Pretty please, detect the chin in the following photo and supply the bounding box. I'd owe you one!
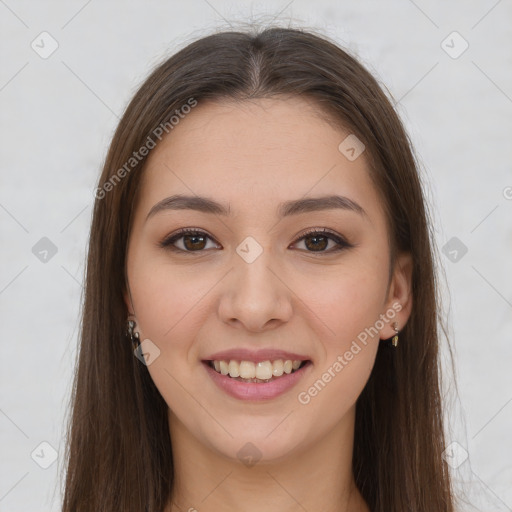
[205,427,308,466]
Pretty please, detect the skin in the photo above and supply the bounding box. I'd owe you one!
[124,96,413,512]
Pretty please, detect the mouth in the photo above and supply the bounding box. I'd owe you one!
[204,358,311,383]
[201,350,313,401]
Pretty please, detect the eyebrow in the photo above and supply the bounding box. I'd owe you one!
[145,194,367,221]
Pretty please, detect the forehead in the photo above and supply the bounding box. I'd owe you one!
[137,97,386,225]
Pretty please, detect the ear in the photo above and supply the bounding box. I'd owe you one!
[123,278,135,317]
[379,251,413,339]
[124,290,131,314]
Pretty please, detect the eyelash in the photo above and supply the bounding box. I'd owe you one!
[158,227,353,255]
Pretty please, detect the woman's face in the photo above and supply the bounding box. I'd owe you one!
[125,97,412,462]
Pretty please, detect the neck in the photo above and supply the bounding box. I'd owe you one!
[165,405,370,512]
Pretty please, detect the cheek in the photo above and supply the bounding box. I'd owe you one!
[292,257,387,406]
[295,273,384,419]
[299,260,389,347]
[128,255,211,414]
[330,279,386,343]
[127,246,214,345]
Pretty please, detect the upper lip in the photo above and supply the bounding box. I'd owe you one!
[204,348,311,363]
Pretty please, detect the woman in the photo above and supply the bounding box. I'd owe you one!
[61,27,456,511]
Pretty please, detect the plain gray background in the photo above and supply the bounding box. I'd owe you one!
[1,1,511,510]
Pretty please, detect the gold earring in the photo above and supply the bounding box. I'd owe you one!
[391,322,399,347]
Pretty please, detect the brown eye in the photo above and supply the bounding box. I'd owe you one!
[182,233,207,251]
[291,228,352,253]
[160,228,352,255]
[304,233,329,251]
[160,229,220,252]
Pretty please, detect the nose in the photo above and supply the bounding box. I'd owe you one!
[217,249,293,332]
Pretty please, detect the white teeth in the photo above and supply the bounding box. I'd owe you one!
[239,361,255,379]
[219,361,229,375]
[228,360,240,378]
[272,359,284,377]
[210,358,305,379]
[255,361,273,380]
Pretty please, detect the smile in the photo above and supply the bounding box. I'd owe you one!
[208,359,306,382]
[203,359,312,401]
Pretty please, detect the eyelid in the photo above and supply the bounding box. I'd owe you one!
[159,227,352,253]
[159,227,221,251]
[290,227,350,247]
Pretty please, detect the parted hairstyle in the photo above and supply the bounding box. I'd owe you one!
[61,26,456,512]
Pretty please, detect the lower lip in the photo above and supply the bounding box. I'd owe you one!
[203,361,312,401]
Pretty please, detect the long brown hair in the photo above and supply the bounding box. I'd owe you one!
[61,26,456,511]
